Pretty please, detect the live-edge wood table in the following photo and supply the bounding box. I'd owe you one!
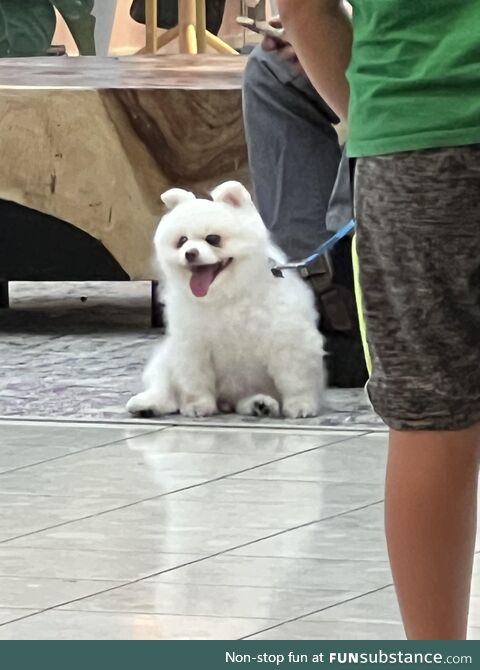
[0,55,248,325]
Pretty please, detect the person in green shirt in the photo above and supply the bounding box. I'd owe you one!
[279,0,480,640]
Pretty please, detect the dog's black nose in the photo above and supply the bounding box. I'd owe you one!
[185,249,199,263]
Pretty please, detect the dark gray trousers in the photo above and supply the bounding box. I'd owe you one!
[243,46,353,260]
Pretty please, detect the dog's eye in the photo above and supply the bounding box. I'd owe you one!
[206,234,221,247]
[176,236,188,248]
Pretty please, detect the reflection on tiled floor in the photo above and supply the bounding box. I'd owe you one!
[0,420,478,640]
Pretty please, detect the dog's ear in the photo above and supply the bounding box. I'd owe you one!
[210,181,252,208]
[161,188,196,209]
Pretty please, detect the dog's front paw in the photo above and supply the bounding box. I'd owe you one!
[126,392,177,417]
[180,399,218,418]
[236,394,281,418]
[282,399,320,419]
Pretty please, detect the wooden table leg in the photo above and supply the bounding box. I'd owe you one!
[196,0,207,53]
[156,25,180,50]
[206,30,238,55]
[136,26,180,54]
[144,0,236,56]
[179,0,198,54]
[145,0,158,54]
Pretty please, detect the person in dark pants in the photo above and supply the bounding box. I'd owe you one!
[242,28,367,387]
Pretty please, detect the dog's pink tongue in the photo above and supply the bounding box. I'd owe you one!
[190,265,216,298]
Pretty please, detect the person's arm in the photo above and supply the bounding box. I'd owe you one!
[277,0,352,120]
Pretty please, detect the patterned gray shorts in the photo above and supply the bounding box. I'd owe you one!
[355,145,480,431]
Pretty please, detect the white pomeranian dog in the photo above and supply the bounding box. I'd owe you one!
[127,181,324,419]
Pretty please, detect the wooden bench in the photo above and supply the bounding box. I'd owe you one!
[0,54,248,322]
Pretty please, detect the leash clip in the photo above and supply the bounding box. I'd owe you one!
[271,219,355,279]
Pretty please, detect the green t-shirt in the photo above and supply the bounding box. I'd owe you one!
[347,0,480,157]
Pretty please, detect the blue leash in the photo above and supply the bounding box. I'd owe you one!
[271,219,355,278]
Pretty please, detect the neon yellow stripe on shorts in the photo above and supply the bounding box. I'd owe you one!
[352,234,372,376]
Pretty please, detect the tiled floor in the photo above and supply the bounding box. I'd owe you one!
[0,420,479,640]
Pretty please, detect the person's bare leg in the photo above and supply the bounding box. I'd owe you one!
[385,425,480,639]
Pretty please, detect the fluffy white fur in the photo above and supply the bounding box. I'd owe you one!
[127,181,325,419]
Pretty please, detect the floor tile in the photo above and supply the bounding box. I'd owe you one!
[170,477,383,518]
[60,579,362,622]
[3,478,382,559]
[233,503,387,562]
[138,426,359,455]
[0,546,200,582]
[3,415,475,640]
[247,619,406,640]
[0,421,154,473]
[0,447,201,502]
[0,443,80,475]
[0,610,277,640]
[307,585,480,630]
[0,493,130,543]
[250,621,480,640]
[0,609,39,625]
[468,554,480,596]
[468,597,480,627]
[5,497,284,555]
[0,420,153,448]
[308,586,401,625]
[127,427,357,481]
[146,554,393,593]
[468,627,480,640]
[0,428,348,502]
[0,576,121,610]
[130,480,382,533]
[234,433,388,485]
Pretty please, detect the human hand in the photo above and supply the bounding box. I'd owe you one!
[261,16,305,77]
